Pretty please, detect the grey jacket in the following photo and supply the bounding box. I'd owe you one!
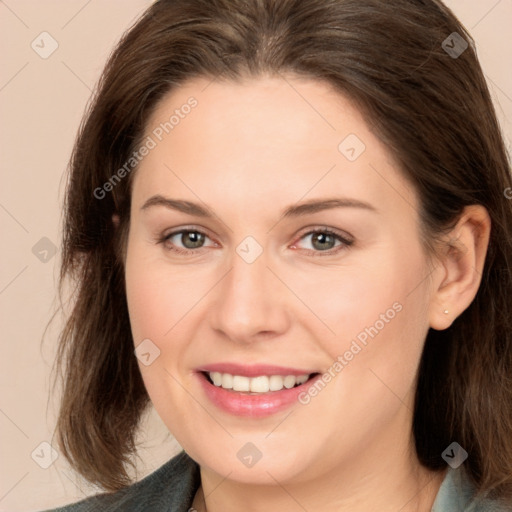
[41,451,511,511]
[41,451,200,512]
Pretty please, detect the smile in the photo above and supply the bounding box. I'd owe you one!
[195,364,321,417]
[205,372,312,393]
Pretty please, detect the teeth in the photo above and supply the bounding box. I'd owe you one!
[250,376,269,392]
[208,372,311,393]
[221,373,232,389]
[233,375,250,391]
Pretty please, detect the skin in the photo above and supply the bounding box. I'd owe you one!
[123,75,491,512]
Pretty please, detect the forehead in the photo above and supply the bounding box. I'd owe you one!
[132,75,418,221]
[144,75,368,161]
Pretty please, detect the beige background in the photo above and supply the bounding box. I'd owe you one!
[0,1,511,510]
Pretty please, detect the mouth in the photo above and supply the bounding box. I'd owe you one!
[200,371,320,394]
[195,365,322,417]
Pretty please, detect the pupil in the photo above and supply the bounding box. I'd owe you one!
[183,231,204,249]
[313,232,334,250]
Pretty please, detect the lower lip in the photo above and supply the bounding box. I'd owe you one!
[197,372,321,417]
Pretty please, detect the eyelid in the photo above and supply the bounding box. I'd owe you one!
[290,226,354,256]
[157,225,218,253]
[293,225,354,244]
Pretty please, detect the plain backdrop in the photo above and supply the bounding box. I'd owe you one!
[1,1,511,510]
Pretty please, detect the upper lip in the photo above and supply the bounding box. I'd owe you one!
[197,363,318,377]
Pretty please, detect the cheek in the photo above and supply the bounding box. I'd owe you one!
[125,264,163,344]
[124,244,200,431]
[307,242,429,395]
[125,233,170,349]
[290,255,424,348]
[125,236,194,343]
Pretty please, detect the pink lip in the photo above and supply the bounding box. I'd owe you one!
[195,365,321,418]
[197,362,316,377]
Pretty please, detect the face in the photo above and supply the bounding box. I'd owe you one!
[125,75,435,485]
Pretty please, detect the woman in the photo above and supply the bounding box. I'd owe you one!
[44,0,512,510]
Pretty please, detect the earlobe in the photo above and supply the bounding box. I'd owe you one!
[428,205,491,331]
[112,214,120,228]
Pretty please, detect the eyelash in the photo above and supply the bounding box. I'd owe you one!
[156,227,354,257]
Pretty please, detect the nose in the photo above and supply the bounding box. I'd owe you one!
[209,247,291,345]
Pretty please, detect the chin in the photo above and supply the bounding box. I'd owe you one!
[192,441,315,485]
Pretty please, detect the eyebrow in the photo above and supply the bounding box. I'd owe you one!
[140,195,378,218]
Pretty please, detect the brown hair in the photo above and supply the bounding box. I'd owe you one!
[51,0,512,503]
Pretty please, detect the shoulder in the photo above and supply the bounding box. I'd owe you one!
[432,466,512,512]
[39,450,201,512]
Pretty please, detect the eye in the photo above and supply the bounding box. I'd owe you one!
[157,226,353,257]
[157,228,216,255]
[291,228,354,256]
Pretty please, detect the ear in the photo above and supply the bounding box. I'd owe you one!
[112,213,120,228]
[428,205,491,330]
